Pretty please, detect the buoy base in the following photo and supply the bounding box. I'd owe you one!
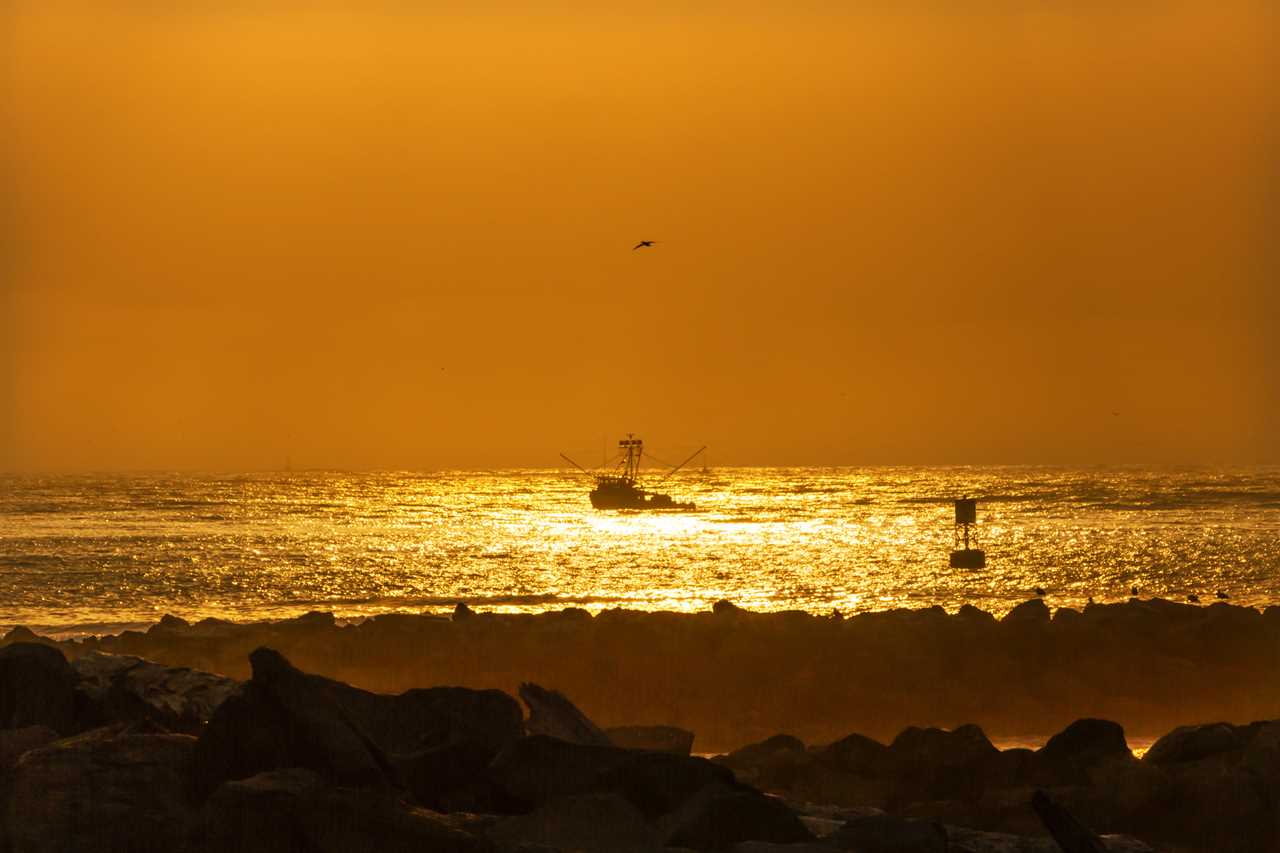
[950,549,986,569]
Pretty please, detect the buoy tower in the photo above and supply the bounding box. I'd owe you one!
[950,498,986,569]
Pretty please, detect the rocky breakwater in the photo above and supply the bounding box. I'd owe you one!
[715,715,1280,853]
[0,642,811,853]
[1,639,1275,852]
[12,596,1278,752]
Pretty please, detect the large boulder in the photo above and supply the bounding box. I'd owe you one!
[5,726,196,853]
[70,652,239,734]
[715,735,811,790]
[486,792,661,853]
[189,647,523,803]
[186,768,490,853]
[1036,719,1131,783]
[0,726,58,772]
[518,682,612,746]
[660,783,814,852]
[816,732,893,777]
[1001,600,1050,626]
[489,735,736,817]
[188,648,396,800]
[606,725,696,755]
[1142,722,1243,766]
[0,644,80,735]
[887,724,999,804]
[828,814,947,853]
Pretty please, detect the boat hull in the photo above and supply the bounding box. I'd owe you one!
[590,482,695,511]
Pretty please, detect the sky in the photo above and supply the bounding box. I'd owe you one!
[4,2,1277,471]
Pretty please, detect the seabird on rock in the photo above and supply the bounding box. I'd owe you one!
[1216,590,1229,599]
[1187,593,1201,604]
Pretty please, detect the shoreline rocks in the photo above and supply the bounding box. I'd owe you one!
[5,597,1274,754]
[0,642,1274,852]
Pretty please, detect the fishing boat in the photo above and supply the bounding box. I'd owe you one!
[561,435,704,511]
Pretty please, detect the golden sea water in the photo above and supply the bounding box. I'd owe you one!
[2,467,1278,636]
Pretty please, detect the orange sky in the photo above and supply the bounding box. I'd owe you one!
[4,2,1277,470]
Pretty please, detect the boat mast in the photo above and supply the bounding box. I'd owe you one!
[620,434,643,482]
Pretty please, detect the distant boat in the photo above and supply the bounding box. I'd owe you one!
[562,435,704,512]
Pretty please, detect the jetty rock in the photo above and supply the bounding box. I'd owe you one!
[71,652,239,735]
[0,643,83,735]
[4,725,196,853]
[190,646,523,802]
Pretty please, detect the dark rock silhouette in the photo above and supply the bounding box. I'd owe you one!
[1143,722,1242,765]
[605,724,695,755]
[189,647,396,800]
[71,652,238,735]
[0,643,81,735]
[14,598,1277,754]
[6,725,196,853]
[186,767,489,853]
[519,682,612,746]
[486,792,659,853]
[1031,789,1107,853]
[659,782,814,851]
[0,637,1269,850]
[1036,718,1132,782]
[489,734,736,818]
[829,813,947,853]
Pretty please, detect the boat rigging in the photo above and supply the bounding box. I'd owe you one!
[560,434,705,511]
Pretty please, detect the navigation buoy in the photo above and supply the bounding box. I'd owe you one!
[950,497,986,569]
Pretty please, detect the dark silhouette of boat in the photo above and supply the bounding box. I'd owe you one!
[563,435,703,512]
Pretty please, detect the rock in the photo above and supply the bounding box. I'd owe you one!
[70,652,239,734]
[816,732,892,777]
[597,749,743,819]
[944,825,1058,852]
[1129,743,1276,853]
[715,735,814,792]
[730,844,838,853]
[887,724,999,803]
[607,725,696,755]
[956,604,997,625]
[189,648,396,800]
[190,646,523,804]
[1030,789,1106,853]
[944,826,1152,853]
[5,726,196,853]
[519,682,612,746]
[0,644,80,735]
[661,783,815,852]
[1001,599,1050,626]
[393,736,511,813]
[0,726,58,772]
[1036,719,1131,781]
[487,792,661,853]
[828,814,947,853]
[0,627,40,646]
[723,735,806,767]
[1142,722,1243,765]
[352,685,524,756]
[489,735,736,817]
[489,735,632,808]
[148,614,190,634]
[187,768,490,853]
[712,599,745,617]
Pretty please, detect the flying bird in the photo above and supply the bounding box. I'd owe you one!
[633,240,657,250]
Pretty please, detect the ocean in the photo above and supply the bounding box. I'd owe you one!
[2,467,1278,636]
